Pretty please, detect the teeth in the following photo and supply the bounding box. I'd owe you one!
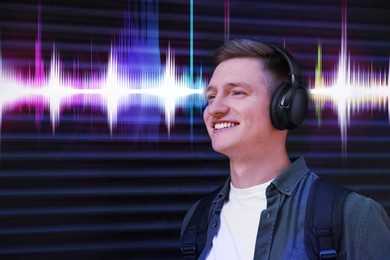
[214,122,237,130]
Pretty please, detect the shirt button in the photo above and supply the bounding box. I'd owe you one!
[211,222,217,228]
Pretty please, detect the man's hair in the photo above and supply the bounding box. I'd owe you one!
[214,39,291,94]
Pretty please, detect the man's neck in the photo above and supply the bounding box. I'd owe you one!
[229,148,290,189]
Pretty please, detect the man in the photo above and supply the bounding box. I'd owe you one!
[180,39,390,259]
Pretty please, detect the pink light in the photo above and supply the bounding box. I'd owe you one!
[224,0,230,40]
[0,46,204,133]
[0,2,206,134]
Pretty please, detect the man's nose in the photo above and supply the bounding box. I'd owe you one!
[206,96,230,116]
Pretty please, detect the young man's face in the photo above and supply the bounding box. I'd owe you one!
[203,57,277,157]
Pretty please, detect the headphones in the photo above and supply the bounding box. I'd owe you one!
[268,45,308,130]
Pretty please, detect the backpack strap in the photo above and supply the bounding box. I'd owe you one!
[181,186,222,259]
[305,178,351,260]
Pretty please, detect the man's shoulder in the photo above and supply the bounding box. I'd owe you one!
[344,191,389,220]
[342,191,390,256]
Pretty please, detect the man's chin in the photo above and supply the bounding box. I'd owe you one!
[211,142,234,156]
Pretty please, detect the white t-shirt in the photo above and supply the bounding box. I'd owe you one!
[206,181,271,260]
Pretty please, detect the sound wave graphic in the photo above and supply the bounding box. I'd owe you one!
[1,0,389,149]
[0,1,205,134]
[310,1,389,151]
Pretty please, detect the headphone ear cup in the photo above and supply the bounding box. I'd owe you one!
[271,83,308,130]
[270,83,289,130]
[288,87,308,129]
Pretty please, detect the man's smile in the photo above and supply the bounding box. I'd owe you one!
[213,121,239,130]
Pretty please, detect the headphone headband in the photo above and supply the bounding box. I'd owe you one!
[267,44,308,130]
[267,44,302,89]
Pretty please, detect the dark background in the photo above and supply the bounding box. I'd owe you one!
[0,0,389,259]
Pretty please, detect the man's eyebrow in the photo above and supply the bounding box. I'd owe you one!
[204,82,252,94]
[205,82,252,92]
[226,82,252,88]
[205,85,216,93]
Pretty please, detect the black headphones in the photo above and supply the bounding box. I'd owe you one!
[268,45,308,130]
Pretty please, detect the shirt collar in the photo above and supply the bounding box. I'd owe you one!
[213,177,231,212]
[271,156,310,196]
[213,156,310,210]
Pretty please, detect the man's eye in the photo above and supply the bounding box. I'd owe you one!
[207,94,216,101]
[232,91,246,96]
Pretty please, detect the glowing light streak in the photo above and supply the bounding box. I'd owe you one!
[2,0,388,147]
[224,0,230,40]
[190,0,194,83]
[0,46,204,133]
[0,1,206,134]
[310,0,389,151]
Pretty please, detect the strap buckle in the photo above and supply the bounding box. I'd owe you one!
[181,244,196,256]
[320,249,337,260]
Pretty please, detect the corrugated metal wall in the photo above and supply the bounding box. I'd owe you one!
[0,0,389,259]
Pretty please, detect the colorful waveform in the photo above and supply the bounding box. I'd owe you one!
[0,1,205,134]
[309,0,389,151]
[0,0,389,148]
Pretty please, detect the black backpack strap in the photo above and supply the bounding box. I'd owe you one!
[305,178,351,260]
[181,186,222,259]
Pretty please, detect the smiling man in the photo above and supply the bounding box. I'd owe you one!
[204,57,290,189]
[180,39,390,260]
